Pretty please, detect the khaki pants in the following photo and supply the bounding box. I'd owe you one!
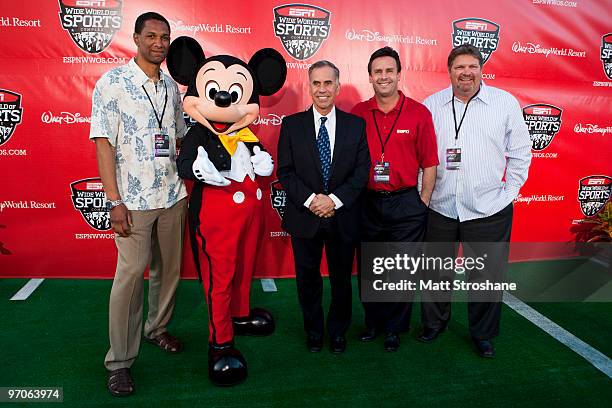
[104,198,187,371]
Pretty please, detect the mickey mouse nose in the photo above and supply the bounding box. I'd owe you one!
[214,91,232,108]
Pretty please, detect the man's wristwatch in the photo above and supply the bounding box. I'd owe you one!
[105,199,123,211]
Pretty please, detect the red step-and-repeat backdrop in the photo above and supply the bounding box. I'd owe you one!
[0,0,610,278]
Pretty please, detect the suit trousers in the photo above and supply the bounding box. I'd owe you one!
[291,219,355,338]
[104,198,187,370]
[359,188,428,333]
[420,204,513,340]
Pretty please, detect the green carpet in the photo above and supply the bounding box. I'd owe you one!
[1,260,611,407]
[510,259,612,358]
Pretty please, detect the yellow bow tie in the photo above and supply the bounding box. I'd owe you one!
[217,128,259,156]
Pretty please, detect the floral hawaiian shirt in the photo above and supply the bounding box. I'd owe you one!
[89,58,187,210]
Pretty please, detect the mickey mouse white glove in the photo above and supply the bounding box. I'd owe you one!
[251,146,274,176]
[192,146,231,186]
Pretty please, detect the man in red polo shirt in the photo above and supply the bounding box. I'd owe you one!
[351,46,438,351]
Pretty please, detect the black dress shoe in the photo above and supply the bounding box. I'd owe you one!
[358,328,378,342]
[306,335,323,352]
[232,307,275,336]
[208,343,248,386]
[417,327,445,343]
[473,338,495,358]
[330,336,346,353]
[384,333,400,352]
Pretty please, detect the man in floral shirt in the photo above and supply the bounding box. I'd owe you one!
[89,12,187,397]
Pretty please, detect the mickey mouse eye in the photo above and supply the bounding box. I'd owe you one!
[228,83,243,104]
[205,81,220,102]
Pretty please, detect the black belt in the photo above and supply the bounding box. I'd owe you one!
[367,187,415,197]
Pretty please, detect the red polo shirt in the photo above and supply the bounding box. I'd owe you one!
[351,91,439,191]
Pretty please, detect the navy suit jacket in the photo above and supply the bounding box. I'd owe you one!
[276,106,371,240]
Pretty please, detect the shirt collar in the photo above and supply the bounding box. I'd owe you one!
[128,57,165,87]
[367,91,405,112]
[444,81,489,106]
[313,105,336,124]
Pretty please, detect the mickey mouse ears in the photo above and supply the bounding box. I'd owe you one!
[166,36,287,97]
[167,36,206,86]
[249,48,287,96]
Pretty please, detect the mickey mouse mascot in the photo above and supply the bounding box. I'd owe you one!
[166,37,286,386]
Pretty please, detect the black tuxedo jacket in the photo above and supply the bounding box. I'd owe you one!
[277,106,371,240]
[177,123,263,179]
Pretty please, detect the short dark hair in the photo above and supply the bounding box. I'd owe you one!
[368,46,401,74]
[134,12,170,34]
[308,60,340,82]
[447,44,483,71]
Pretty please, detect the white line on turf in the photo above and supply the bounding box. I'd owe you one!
[10,278,45,301]
[504,292,612,379]
[260,279,277,292]
[590,256,610,268]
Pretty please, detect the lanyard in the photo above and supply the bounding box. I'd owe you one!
[142,81,168,131]
[372,94,405,160]
[451,87,480,141]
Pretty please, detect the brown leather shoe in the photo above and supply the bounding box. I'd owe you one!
[107,368,134,397]
[144,332,183,353]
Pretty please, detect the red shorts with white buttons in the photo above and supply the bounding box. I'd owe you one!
[195,177,264,345]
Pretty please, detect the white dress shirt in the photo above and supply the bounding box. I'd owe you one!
[304,106,343,209]
[423,82,532,222]
[313,105,337,160]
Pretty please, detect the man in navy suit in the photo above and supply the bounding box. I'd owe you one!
[277,60,371,353]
